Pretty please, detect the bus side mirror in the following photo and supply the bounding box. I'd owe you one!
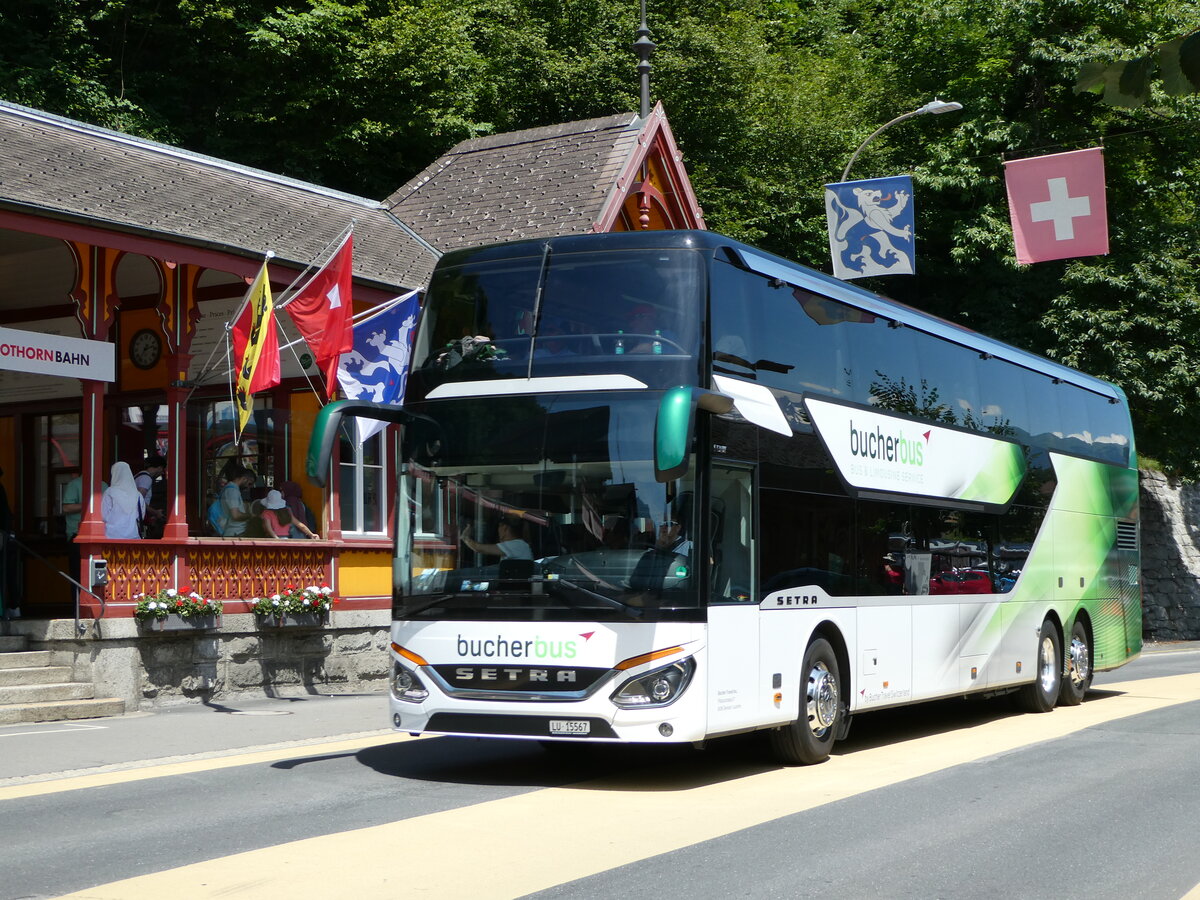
[306,400,433,487]
[654,386,733,483]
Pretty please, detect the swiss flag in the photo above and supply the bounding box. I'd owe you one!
[283,234,355,397]
[1004,148,1109,265]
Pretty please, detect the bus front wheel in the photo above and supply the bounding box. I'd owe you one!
[1017,619,1062,713]
[770,637,841,765]
[1058,619,1092,706]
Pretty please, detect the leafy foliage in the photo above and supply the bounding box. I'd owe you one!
[4,0,1200,472]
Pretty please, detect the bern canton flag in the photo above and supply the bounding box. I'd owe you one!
[336,290,420,443]
[1003,147,1108,265]
[824,175,916,279]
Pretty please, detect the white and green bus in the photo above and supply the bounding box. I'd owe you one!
[309,229,1141,764]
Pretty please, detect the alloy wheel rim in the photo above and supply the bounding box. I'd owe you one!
[1039,635,1057,692]
[1068,637,1091,688]
[807,660,838,737]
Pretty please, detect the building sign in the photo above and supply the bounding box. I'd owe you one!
[0,324,114,382]
[805,396,1026,508]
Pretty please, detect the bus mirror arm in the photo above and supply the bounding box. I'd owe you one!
[305,400,437,487]
[654,387,734,483]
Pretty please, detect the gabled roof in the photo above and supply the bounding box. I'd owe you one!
[385,103,704,253]
[0,101,438,290]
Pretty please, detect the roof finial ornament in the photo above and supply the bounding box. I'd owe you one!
[633,0,656,119]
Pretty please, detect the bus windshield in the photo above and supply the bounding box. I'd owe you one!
[407,247,705,399]
[396,392,701,623]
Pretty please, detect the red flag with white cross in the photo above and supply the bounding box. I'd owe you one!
[282,233,355,398]
[1003,147,1109,265]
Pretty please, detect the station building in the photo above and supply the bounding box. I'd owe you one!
[0,98,703,709]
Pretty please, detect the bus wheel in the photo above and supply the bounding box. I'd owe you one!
[770,637,841,765]
[1059,619,1092,706]
[1017,620,1061,713]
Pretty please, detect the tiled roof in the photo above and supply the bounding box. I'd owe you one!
[0,101,439,290]
[384,113,643,252]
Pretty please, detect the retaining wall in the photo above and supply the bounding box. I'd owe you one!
[1138,470,1200,641]
[7,610,391,709]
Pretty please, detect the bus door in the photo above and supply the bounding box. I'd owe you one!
[704,462,760,735]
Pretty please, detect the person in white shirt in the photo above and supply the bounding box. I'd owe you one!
[461,517,532,560]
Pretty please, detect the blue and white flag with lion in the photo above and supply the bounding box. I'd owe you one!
[824,175,915,279]
[336,289,419,443]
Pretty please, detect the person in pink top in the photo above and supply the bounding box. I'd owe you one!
[259,489,319,539]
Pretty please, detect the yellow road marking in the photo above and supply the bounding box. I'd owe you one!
[53,672,1200,900]
[0,732,409,802]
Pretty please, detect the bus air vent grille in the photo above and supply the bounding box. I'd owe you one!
[1116,521,1138,551]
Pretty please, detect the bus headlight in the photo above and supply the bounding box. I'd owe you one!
[392,661,429,703]
[611,658,695,709]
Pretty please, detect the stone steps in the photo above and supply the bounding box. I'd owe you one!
[0,650,53,669]
[0,634,125,725]
[0,698,127,726]
[0,665,75,687]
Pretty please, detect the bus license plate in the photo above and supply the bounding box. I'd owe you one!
[549,720,590,736]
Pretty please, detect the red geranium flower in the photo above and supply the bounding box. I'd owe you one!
[176,599,184,607]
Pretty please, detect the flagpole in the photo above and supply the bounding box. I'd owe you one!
[275,222,355,309]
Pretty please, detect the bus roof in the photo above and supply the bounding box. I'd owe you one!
[437,230,1122,403]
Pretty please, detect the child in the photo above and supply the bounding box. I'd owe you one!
[259,489,318,539]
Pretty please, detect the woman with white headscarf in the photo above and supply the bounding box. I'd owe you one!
[102,461,146,539]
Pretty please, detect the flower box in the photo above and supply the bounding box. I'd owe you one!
[133,587,224,630]
[258,611,328,629]
[144,613,221,632]
[249,584,338,627]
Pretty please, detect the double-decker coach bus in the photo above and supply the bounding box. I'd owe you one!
[309,230,1141,764]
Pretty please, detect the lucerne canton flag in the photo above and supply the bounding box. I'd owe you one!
[824,175,916,279]
[336,290,420,443]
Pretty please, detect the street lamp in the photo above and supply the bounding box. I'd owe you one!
[840,99,963,182]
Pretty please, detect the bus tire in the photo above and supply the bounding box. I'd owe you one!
[1017,619,1062,713]
[1059,619,1092,706]
[770,637,841,765]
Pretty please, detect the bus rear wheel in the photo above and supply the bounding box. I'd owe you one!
[1059,619,1092,706]
[1017,619,1062,713]
[770,637,841,765]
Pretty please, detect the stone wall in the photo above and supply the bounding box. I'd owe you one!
[13,610,391,709]
[1139,470,1200,641]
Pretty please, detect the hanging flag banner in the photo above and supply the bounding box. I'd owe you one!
[282,232,355,398]
[231,262,279,435]
[336,290,420,443]
[1004,147,1108,264]
[824,175,915,279]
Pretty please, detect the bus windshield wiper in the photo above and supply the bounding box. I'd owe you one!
[545,578,644,621]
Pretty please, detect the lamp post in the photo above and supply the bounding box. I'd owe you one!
[840,99,963,182]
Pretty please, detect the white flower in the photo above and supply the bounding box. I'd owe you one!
[302,598,310,606]
[165,589,177,597]
[147,601,157,610]
[272,598,280,607]
[321,586,333,595]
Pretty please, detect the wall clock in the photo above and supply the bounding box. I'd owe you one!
[129,328,162,370]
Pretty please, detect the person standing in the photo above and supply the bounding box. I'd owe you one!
[62,469,107,599]
[133,453,167,539]
[101,462,145,539]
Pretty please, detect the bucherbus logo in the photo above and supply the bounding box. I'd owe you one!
[849,420,928,466]
[457,634,582,660]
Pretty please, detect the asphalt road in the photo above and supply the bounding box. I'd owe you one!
[1,643,1198,900]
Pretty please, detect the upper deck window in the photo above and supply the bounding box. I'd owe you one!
[409,248,705,398]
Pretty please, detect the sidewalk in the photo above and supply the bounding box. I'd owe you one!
[0,690,391,783]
